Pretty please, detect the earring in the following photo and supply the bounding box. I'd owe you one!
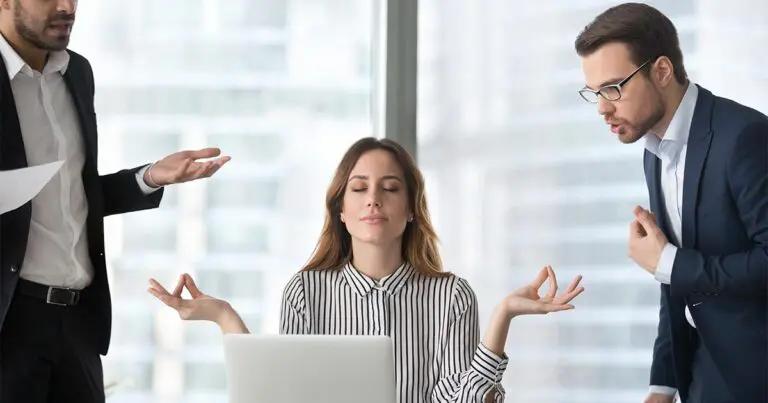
[408,216,413,222]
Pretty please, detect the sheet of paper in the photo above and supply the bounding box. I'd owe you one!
[0,160,64,215]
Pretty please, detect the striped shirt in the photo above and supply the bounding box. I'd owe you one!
[279,262,508,403]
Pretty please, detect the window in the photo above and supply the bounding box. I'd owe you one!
[219,0,287,30]
[416,1,703,402]
[72,0,378,401]
[123,212,178,253]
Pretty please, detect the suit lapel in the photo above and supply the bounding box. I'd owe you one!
[62,55,97,162]
[0,54,27,170]
[681,86,715,248]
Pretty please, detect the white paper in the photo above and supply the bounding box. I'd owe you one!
[0,160,64,215]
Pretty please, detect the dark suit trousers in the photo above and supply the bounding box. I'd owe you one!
[687,330,736,403]
[0,288,104,403]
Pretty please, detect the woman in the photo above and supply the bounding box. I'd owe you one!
[149,137,584,403]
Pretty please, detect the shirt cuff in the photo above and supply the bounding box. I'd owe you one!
[649,385,677,397]
[136,164,162,195]
[471,343,508,383]
[654,243,677,285]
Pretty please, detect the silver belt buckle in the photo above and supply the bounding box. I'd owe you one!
[46,287,71,306]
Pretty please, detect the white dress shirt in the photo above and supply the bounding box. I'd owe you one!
[281,263,508,403]
[0,34,158,289]
[644,81,699,397]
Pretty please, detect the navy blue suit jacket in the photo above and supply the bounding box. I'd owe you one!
[644,85,767,402]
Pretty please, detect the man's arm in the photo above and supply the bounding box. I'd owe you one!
[649,285,677,394]
[100,165,163,217]
[669,121,768,297]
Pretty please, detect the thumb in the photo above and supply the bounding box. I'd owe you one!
[182,147,221,160]
[184,274,204,298]
[636,211,658,232]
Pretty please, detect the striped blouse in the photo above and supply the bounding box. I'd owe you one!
[279,262,508,403]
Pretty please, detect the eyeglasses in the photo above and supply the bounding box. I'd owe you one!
[578,58,653,104]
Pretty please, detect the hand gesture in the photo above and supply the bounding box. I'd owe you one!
[499,265,584,317]
[644,392,677,403]
[148,273,230,322]
[144,147,230,187]
[628,205,668,274]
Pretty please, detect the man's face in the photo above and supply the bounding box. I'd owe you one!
[580,42,665,144]
[8,0,77,51]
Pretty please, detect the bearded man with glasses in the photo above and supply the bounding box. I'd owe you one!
[575,3,767,403]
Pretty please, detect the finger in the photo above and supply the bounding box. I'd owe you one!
[629,219,646,237]
[148,288,182,309]
[554,286,585,305]
[529,266,549,290]
[182,147,222,160]
[204,157,230,177]
[564,275,582,293]
[542,303,575,313]
[633,205,648,217]
[636,212,658,232]
[171,275,185,297]
[545,265,557,299]
[172,158,193,181]
[184,274,204,298]
[148,278,172,296]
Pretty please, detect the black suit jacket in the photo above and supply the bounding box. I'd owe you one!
[645,85,768,402]
[0,50,164,355]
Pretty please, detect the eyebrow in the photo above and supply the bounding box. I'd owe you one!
[583,77,623,91]
[348,174,403,183]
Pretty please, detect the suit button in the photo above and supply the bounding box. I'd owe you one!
[9,265,17,273]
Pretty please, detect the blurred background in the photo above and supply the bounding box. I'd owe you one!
[68,0,768,402]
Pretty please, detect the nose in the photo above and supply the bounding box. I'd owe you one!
[597,96,614,116]
[367,193,382,208]
[56,0,76,13]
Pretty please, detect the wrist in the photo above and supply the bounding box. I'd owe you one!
[214,302,236,328]
[492,303,515,324]
[143,162,162,188]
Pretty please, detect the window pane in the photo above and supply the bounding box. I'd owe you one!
[418,1,768,402]
[73,0,378,400]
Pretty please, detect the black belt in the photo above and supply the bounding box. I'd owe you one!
[16,279,81,306]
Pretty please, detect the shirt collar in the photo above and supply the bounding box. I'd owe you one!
[0,33,70,79]
[342,261,415,297]
[644,81,698,161]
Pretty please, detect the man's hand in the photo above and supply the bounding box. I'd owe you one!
[628,206,667,274]
[144,147,230,188]
[644,392,677,403]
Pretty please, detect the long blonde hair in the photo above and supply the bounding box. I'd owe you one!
[301,137,447,277]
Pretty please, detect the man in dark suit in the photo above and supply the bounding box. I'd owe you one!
[0,1,230,402]
[574,3,767,403]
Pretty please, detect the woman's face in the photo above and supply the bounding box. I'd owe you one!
[340,149,411,247]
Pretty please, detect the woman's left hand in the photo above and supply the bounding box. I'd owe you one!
[498,265,584,318]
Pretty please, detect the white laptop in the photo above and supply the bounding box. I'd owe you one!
[223,334,397,403]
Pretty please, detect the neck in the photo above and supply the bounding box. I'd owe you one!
[350,240,403,280]
[0,23,48,72]
[651,80,689,139]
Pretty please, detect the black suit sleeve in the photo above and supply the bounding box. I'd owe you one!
[100,166,163,217]
[670,121,768,297]
[650,285,677,388]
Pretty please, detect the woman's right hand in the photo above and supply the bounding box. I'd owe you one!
[148,273,231,324]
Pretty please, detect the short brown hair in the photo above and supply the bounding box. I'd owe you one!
[301,137,447,277]
[574,3,687,85]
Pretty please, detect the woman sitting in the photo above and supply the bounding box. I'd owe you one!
[149,137,584,403]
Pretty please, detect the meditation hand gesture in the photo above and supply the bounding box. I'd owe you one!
[148,274,231,323]
[499,265,584,317]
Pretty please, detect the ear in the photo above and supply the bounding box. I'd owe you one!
[652,56,676,87]
[339,211,346,223]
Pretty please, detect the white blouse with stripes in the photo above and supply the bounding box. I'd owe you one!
[279,262,508,403]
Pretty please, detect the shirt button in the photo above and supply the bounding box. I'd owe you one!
[9,265,17,273]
